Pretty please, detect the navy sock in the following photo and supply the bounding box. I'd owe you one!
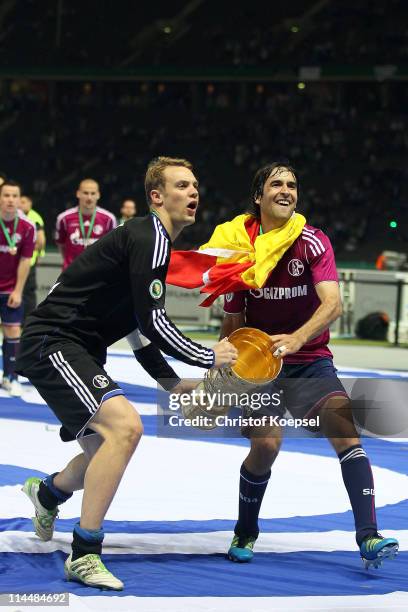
[72,523,104,561]
[234,463,271,539]
[2,337,20,380]
[338,444,378,545]
[38,472,73,510]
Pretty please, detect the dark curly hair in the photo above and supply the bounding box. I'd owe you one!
[248,161,299,219]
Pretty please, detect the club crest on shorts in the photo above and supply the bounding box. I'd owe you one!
[93,375,109,389]
[288,259,304,277]
[149,279,163,299]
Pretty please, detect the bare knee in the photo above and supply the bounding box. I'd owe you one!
[319,396,360,453]
[246,430,282,474]
[113,410,143,451]
[320,396,359,440]
[251,436,281,459]
[89,396,143,452]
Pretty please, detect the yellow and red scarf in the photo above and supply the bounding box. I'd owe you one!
[167,212,306,306]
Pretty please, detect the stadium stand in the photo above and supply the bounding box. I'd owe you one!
[0,0,406,260]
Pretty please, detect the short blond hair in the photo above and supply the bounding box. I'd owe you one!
[144,156,193,204]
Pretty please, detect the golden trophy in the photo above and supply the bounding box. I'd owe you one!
[181,327,282,429]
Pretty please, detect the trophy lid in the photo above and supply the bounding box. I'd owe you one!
[228,327,282,383]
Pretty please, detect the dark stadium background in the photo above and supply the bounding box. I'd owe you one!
[0,0,406,263]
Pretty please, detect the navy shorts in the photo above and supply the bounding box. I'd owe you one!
[16,337,123,442]
[0,293,24,326]
[245,358,348,432]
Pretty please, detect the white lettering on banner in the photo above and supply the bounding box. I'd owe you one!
[249,285,308,300]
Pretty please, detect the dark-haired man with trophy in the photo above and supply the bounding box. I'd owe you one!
[168,161,399,570]
[219,163,398,569]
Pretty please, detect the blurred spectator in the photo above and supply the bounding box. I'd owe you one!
[118,199,137,225]
[0,79,406,260]
[1,1,406,68]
